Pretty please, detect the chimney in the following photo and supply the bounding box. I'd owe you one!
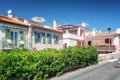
[92,28,96,36]
[53,20,57,29]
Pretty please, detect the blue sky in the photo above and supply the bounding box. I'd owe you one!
[0,0,120,31]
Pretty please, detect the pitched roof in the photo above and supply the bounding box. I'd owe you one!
[31,24,63,34]
[14,17,63,34]
[0,15,29,27]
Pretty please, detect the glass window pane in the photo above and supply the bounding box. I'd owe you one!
[34,31,40,43]
[54,35,59,44]
[5,29,10,39]
[10,32,13,41]
[42,33,46,44]
[47,33,51,44]
[20,31,24,41]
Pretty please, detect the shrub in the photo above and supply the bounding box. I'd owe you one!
[0,47,98,80]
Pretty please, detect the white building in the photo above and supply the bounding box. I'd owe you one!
[29,23,63,50]
[57,24,88,47]
[0,15,29,49]
[0,15,63,50]
[113,28,120,52]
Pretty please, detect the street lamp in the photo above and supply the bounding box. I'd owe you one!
[107,27,111,53]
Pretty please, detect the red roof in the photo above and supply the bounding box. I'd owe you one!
[0,15,29,27]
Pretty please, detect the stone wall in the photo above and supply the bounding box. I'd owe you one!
[98,52,120,62]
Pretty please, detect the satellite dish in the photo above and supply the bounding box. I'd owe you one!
[7,9,13,18]
[32,17,45,23]
[8,10,12,14]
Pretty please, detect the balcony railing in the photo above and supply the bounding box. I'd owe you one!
[63,33,84,40]
[0,38,27,50]
[96,45,115,54]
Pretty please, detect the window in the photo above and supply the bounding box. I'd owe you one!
[88,41,92,46]
[47,33,51,44]
[34,31,40,43]
[5,29,10,39]
[10,31,13,41]
[20,31,24,41]
[41,32,46,44]
[54,35,59,44]
[105,38,111,44]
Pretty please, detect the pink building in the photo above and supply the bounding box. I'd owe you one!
[85,28,120,53]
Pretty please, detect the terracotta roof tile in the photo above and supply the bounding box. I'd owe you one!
[0,15,29,27]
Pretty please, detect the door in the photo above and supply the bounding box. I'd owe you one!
[77,41,81,46]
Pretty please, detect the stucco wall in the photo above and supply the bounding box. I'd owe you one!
[0,26,5,49]
[113,36,120,52]
[63,33,84,47]
[0,22,28,49]
[32,28,63,50]
[63,39,77,47]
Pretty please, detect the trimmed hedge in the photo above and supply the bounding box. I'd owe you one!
[0,46,98,80]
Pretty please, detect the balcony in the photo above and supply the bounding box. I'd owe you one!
[0,38,27,50]
[63,33,84,40]
[96,45,115,54]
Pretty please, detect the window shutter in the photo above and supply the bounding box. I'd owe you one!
[20,31,24,41]
[5,29,10,39]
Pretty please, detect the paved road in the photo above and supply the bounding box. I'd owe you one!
[51,59,120,80]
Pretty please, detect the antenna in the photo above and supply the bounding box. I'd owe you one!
[7,9,13,18]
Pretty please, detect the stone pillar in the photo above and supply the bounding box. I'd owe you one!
[28,25,32,49]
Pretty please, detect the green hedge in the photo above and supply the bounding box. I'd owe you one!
[0,46,98,80]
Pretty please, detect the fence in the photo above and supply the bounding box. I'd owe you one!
[0,38,28,50]
[96,45,115,54]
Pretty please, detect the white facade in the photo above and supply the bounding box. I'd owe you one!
[113,28,120,52]
[31,28,63,50]
[0,22,28,49]
[62,26,87,47]
[0,16,63,50]
[63,33,84,46]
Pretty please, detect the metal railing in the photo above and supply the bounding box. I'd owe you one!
[96,45,115,54]
[0,38,28,50]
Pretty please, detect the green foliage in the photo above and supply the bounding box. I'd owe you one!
[0,47,98,80]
